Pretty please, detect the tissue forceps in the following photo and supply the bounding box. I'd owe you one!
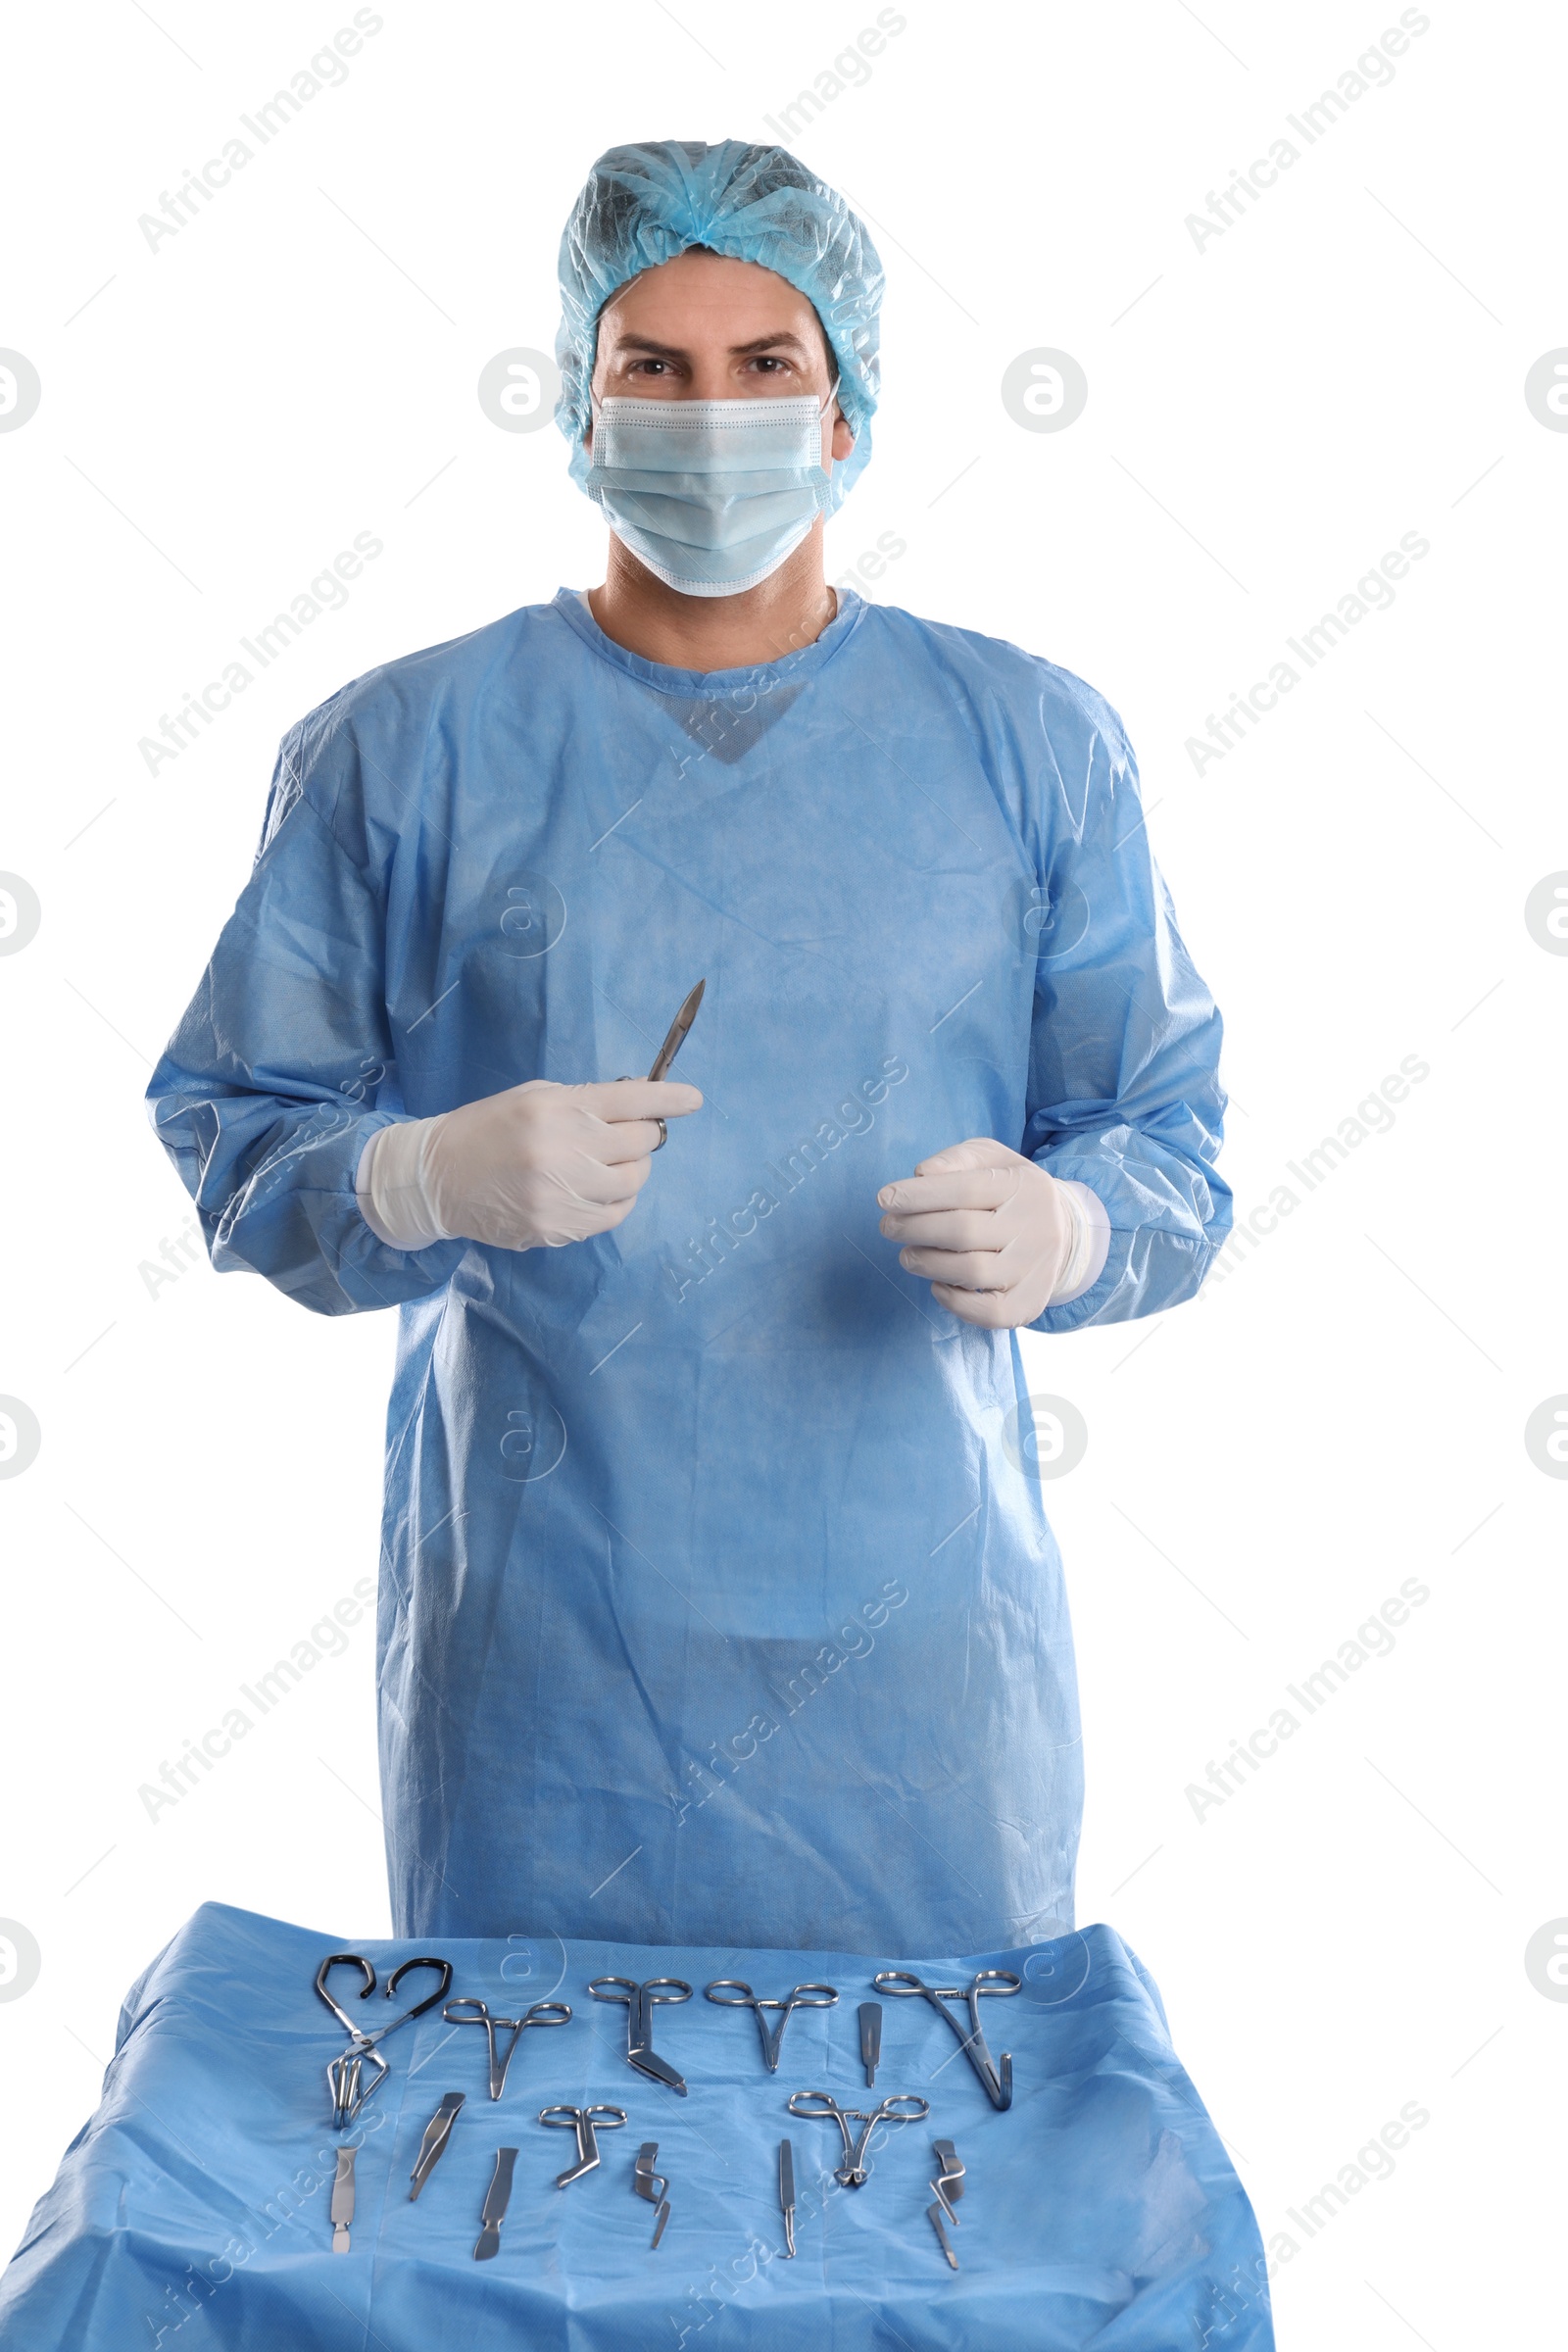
[316,1952,453,2128]
[704,1980,838,2073]
[442,1996,571,2099]
[588,1976,693,2094]
[785,2090,929,2187]
[872,1968,1022,2110]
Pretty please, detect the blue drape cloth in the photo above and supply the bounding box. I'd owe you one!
[0,1901,1272,2349]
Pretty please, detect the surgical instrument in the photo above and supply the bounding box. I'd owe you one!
[785,2090,930,2188]
[588,1976,693,2094]
[704,1979,838,2073]
[858,2001,882,2087]
[927,2138,964,2267]
[872,1968,1022,2111]
[409,2091,465,2199]
[634,2141,670,2248]
[650,980,705,1082]
[316,1951,453,2128]
[778,2138,796,2258]
[330,2146,356,2253]
[927,2200,958,2271]
[442,1996,571,2099]
[618,979,706,1151]
[474,2148,518,2261]
[930,2136,964,2224]
[539,2104,628,2187]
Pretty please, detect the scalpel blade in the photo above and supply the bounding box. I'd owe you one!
[648,979,706,1081]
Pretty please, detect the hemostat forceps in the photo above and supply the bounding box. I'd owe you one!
[315,1951,453,2129]
[704,1979,838,2073]
[785,2090,929,2188]
[442,1995,571,2099]
[872,1968,1022,2110]
[588,1976,693,2094]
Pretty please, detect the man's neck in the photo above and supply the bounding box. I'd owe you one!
[587,526,838,673]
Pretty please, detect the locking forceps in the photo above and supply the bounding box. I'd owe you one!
[785,2090,929,2187]
[704,1979,838,2073]
[588,1976,693,2094]
[315,1952,453,2128]
[442,1996,571,2099]
[872,1968,1022,2111]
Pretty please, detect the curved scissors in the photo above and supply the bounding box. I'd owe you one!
[443,1995,572,2100]
[871,1968,1023,2111]
[786,2090,930,2187]
[315,1952,453,2128]
[704,1980,838,2073]
[588,1976,693,2095]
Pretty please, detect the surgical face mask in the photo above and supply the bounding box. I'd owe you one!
[585,383,840,598]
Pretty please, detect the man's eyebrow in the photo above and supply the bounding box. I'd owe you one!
[608,330,810,358]
[728,331,809,355]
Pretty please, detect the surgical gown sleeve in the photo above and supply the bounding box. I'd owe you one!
[146,698,466,1316]
[1023,706,1230,1332]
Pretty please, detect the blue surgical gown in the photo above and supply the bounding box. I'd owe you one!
[149,588,1230,1952]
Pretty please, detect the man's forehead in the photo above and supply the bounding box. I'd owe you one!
[601,251,810,330]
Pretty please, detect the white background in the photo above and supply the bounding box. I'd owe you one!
[1,2,1562,2341]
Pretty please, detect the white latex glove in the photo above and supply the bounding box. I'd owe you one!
[876,1139,1109,1329]
[356,1078,702,1252]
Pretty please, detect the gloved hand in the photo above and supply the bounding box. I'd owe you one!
[357,1078,702,1252]
[876,1139,1108,1329]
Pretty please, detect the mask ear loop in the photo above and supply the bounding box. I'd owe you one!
[817,374,845,497]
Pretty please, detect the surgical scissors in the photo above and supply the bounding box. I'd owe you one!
[315,1951,453,2128]
[442,1996,571,2100]
[588,1976,693,2094]
[539,2103,627,2186]
[704,1980,838,2073]
[785,2090,929,2187]
[871,1968,1022,2111]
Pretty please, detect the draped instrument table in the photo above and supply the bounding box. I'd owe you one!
[0,1902,1273,2350]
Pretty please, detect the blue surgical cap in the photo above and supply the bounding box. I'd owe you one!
[555,139,883,510]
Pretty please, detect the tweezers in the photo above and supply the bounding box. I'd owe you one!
[409,2090,465,2198]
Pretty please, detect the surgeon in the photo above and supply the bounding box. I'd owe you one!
[149,140,1231,1953]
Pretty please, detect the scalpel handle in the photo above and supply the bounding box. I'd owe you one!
[474,2146,518,2260]
[858,2001,882,2086]
[330,2146,356,2252]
